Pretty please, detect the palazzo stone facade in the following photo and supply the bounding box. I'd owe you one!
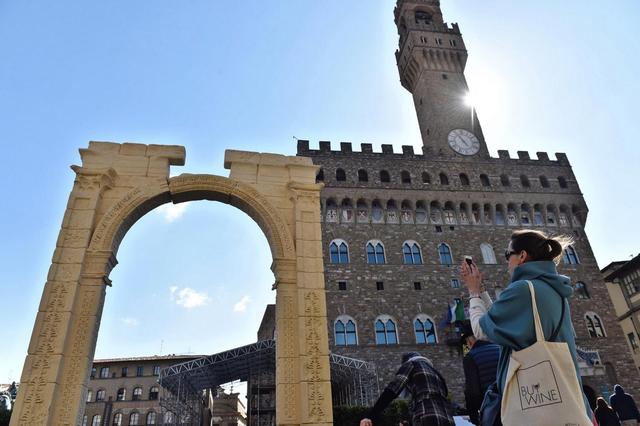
[296,0,640,408]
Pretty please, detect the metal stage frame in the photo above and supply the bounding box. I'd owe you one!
[157,340,378,424]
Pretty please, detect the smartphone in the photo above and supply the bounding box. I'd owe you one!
[464,255,473,265]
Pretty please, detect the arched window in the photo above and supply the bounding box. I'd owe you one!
[164,412,174,423]
[480,174,490,187]
[533,205,544,226]
[146,411,157,425]
[380,170,390,183]
[495,205,505,225]
[558,176,568,188]
[82,415,88,426]
[341,198,354,223]
[358,169,368,182]
[401,170,411,184]
[403,241,423,264]
[422,172,431,184]
[366,241,385,264]
[439,172,449,185]
[585,313,606,338]
[86,390,92,403]
[112,413,123,426]
[329,240,349,264]
[500,174,510,187]
[459,173,470,186]
[375,317,398,345]
[116,388,126,401]
[438,243,453,265]
[316,169,324,183]
[149,386,159,400]
[539,175,550,188]
[371,199,384,223]
[356,199,369,223]
[325,198,338,222]
[132,387,142,401]
[400,200,413,224]
[335,316,358,346]
[575,282,590,299]
[96,389,105,402]
[443,202,456,225]
[129,412,140,426]
[414,315,437,344]
[480,243,497,264]
[415,10,432,24]
[91,415,102,426]
[563,246,579,265]
[520,175,530,187]
[336,168,346,182]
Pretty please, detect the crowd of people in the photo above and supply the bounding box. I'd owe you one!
[359,230,640,426]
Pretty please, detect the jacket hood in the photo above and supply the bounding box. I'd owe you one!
[511,261,573,298]
[615,384,624,394]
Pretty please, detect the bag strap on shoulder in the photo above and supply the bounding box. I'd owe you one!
[526,280,566,342]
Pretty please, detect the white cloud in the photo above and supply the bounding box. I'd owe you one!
[170,286,210,309]
[233,295,251,312]
[121,317,139,327]
[157,203,188,222]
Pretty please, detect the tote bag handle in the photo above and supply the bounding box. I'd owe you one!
[526,280,565,343]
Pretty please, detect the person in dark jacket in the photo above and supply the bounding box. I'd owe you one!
[595,397,621,426]
[610,385,640,425]
[360,352,455,426]
[460,321,500,425]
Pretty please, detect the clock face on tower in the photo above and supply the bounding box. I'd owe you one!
[447,129,480,156]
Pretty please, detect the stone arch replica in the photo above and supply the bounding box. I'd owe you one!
[12,142,332,426]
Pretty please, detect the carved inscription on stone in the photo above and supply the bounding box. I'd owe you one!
[90,187,143,248]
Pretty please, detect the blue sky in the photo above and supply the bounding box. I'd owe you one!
[1,0,639,385]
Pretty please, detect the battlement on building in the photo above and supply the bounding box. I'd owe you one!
[296,140,571,166]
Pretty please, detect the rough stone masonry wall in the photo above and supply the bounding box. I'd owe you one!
[297,141,640,405]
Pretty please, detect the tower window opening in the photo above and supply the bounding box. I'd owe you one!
[380,170,390,183]
[539,175,550,188]
[558,176,568,188]
[415,11,432,25]
[442,74,448,80]
[480,174,490,187]
[358,169,368,182]
[336,168,346,182]
[401,170,411,184]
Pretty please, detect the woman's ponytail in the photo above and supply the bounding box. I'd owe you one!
[511,230,573,264]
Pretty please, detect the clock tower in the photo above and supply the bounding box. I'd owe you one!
[395,0,489,158]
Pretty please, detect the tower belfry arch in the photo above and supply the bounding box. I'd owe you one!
[12,142,333,426]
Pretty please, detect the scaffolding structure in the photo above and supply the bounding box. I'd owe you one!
[330,353,379,407]
[158,340,379,425]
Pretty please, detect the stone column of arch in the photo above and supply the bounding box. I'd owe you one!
[12,143,332,426]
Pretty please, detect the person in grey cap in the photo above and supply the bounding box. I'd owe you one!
[360,352,455,426]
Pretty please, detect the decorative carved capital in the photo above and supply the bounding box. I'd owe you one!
[70,166,117,193]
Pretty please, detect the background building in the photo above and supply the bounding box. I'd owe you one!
[603,254,640,371]
[295,0,640,407]
[81,355,247,426]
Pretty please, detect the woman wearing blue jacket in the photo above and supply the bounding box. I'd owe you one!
[460,229,593,424]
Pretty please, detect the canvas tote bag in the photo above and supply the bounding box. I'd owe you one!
[500,281,591,426]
